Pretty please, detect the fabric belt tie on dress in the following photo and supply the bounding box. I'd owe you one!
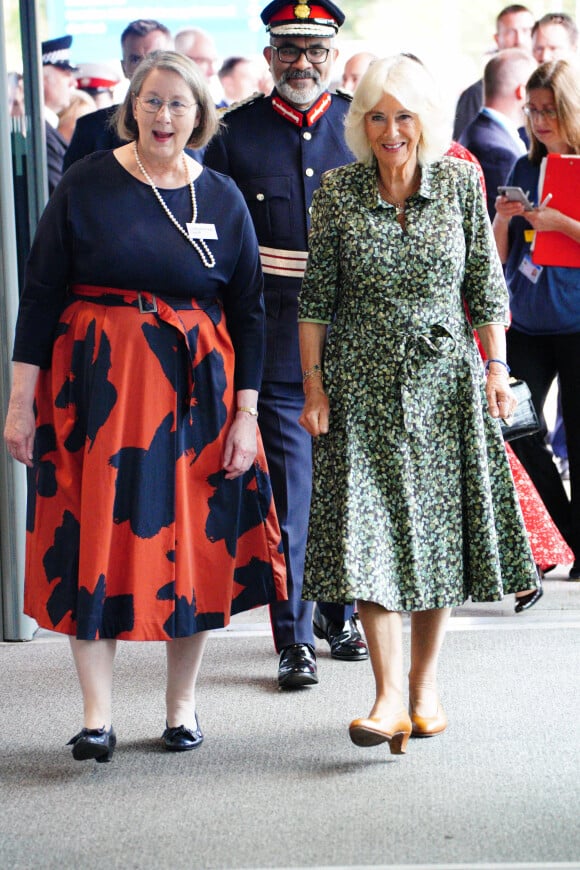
[69,284,221,404]
[336,315,461,440]
[395,323,457,377]
[393,322,458,440]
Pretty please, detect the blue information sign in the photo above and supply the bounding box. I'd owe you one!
[46,0,266,65]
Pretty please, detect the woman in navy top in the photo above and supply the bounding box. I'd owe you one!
[4,51,286,761]
[493,59,580,580]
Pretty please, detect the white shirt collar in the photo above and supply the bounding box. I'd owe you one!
[44,107,59,129]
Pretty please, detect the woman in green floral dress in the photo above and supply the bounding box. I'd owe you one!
[298,55,538,755]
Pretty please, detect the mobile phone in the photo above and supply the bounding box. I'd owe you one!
[497,186,534,210]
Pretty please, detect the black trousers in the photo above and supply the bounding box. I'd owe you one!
[258,381,354,652]
[507,328,580,560]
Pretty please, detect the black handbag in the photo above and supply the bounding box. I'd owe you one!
[500,378,541,441]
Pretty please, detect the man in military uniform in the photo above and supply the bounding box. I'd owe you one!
[204,0,368,689]
[41,35,77,194]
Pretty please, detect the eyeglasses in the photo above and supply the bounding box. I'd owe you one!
[134,96,196,117]
[271,46,330,64]
[523,106,558,121]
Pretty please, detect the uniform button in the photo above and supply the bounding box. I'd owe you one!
[305,168,314,177]
[303,131,312,140]
[256,193,265,201]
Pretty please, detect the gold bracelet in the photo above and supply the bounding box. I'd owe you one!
[237,406,258,417]
[303,364,322,382]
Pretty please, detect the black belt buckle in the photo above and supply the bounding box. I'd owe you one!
[138,292,158,314]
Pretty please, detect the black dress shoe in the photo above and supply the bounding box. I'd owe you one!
[312,605,369,661]
[67,726,116,763]
[278,643,318,689]
[569,560,580,581]
[514,576,544,613]
[162,714,204,751]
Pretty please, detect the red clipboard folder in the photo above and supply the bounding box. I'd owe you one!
[531,153,580,268]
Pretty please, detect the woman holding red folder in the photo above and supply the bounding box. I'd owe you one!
[493,59,580,580]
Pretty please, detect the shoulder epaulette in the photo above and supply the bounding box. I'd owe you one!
[333,88,353,102]
[218,92,265,118]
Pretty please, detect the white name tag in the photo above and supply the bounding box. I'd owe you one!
[518,254,543,284]
[187,222,218,240]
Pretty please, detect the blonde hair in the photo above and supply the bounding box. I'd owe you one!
[57,90,97,143]
[114,50,219,149]
[344,54,451,166]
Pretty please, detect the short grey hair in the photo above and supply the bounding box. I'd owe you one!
[344,55,451,167]
[114,50,219,149]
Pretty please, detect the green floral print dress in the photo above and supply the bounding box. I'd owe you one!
[298,157,537,610]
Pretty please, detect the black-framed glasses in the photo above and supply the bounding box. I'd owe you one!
[271,45,330,64]
[523,106,558,121]
[134,96,196,117]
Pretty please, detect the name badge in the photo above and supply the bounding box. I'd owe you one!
[187,222,218,240]
[518,254,543,284]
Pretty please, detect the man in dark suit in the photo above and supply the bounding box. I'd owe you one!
[41,36,77,193]
[532,12,578,63]
[204,0,368,689]
[63,19,172,170]
[459,47,535,219]
[453,4,533,140]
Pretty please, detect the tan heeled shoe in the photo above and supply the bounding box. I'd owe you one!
[349,712,412,755]
[410,702,448,737]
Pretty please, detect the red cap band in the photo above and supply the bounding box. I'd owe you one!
[269,3,336,24]
[77,76,117,89]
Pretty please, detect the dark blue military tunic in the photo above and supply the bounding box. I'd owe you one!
[205,90,354,383]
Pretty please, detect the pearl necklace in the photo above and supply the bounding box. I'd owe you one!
[133,142,215,269]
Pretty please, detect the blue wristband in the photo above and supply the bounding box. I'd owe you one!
[484,358,511,374]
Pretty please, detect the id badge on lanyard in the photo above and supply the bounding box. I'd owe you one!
[518,253,543,284]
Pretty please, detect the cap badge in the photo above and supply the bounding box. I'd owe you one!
[294,3,311,18]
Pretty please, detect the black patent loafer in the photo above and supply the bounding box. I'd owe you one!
[162,714,204,751]
[67,726,116,763]
[514,576,544,613]
[278,643,318,689]
[312,605,369,661]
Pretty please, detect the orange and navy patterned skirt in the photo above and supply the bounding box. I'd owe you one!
[24,285,287,640]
